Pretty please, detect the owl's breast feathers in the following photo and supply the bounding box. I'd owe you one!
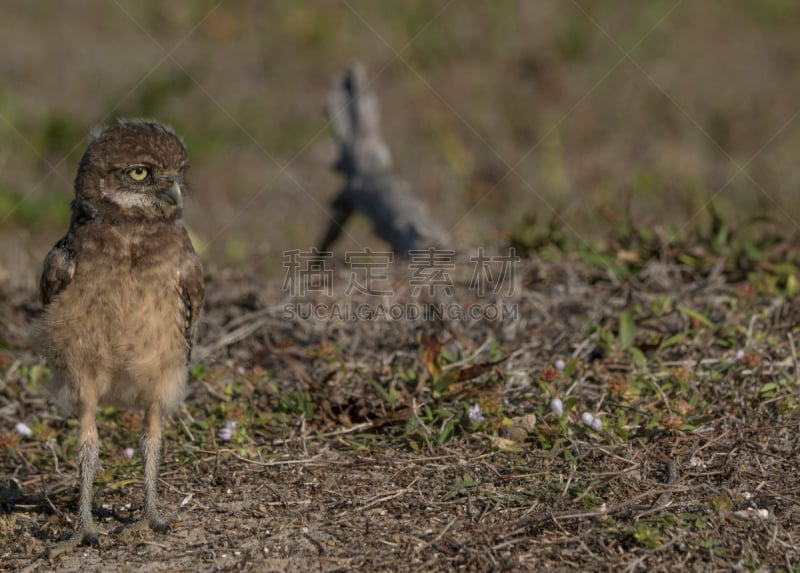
[40,216,204,356]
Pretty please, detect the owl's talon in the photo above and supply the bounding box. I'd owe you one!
[119,514,172,536]
[45,529,100,559]
[86,532,100,548]
[150,518,171,534]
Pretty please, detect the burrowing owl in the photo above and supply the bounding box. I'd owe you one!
[35,119,204,556]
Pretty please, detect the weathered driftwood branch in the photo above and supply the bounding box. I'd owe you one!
[318,62,450,255]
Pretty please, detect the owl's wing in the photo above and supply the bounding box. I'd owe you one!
[40,198,98,306]
[40,235,77,306]
[177,232,205,358]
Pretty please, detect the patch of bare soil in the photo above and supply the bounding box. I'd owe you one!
[2,254,799,572]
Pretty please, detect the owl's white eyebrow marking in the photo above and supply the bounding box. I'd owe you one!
[112,151,162,166]
[113,162,155,171]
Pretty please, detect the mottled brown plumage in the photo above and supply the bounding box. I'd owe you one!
[34,119,204,557]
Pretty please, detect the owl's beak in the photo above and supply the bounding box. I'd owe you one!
[157,181,183,208]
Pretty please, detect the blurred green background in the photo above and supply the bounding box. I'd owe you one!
[2,0,800,287]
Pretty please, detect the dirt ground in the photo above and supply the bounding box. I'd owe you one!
[2,3,800,571]
[2,252,799,572]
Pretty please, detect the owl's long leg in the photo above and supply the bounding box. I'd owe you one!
[121,402,171,536]
[119,402,174,538]
[47,397,100,558]
[140,402,170,532]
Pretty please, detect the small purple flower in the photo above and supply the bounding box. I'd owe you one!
[554,359,566,372]
[550,397,564,416]
[735,349,745,360]
[467,404,485,423]
[581,412,595,427]
[14,422,32,438]
[123,447,135,459]
[590,417,602,431]
[218,420,237,441]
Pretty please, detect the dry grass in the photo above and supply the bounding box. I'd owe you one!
[2,241,800,571]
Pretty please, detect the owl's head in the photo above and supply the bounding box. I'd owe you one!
[74,119,188,222]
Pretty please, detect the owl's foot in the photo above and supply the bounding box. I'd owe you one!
[119,513,172,536]
[45,528,100,559]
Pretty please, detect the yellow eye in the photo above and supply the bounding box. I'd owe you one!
[129,166,149,181]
